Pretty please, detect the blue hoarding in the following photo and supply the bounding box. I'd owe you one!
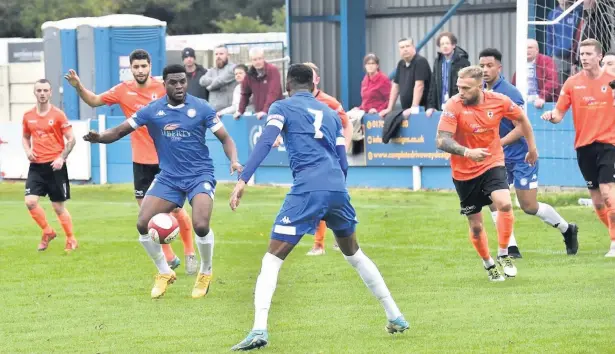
[363,114,450,167]
[246,118,289,166]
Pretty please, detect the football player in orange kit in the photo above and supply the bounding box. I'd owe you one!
[436,66,538,281]
[542,39,615,257]
[64,49,197,273]
[23,79,78,252]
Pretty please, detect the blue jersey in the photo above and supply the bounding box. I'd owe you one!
[487,76,527,162]
[128,94,222,181]
[268,92,346,194]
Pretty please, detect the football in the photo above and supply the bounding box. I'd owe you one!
[148,213,180,244]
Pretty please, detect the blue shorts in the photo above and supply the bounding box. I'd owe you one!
[271,191,358,245]
[506,160,538,190]
[147,174,216,207]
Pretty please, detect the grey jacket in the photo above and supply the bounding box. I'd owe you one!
[199,62,237,111]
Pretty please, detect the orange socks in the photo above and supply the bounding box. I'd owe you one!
[56,209,74,239]
[469,228,490,259]
[595,206,609,227]
[313,221,326,249]
[161,244,176,262]
[28,205,53,234]
[496,210,515,250]
[607,206,615,241]
[172,208,195,255]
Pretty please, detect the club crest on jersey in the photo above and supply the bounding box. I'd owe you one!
[487,111,494,119]
[48,119,54,126]
[601,85,608,93]
[151,94,158,100]
[187,108,197,118]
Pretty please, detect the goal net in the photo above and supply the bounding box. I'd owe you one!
[518,0,615,104]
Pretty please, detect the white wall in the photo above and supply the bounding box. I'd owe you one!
[0,120,91,180]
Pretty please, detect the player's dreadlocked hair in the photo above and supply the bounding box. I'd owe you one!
[286,64,314,92]
[162,64,186,81]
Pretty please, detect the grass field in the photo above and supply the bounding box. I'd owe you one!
[0,182,614,353]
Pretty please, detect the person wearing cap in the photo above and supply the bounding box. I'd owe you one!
[182,47,209,100]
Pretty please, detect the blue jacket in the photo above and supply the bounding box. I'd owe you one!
[546,6,581,57]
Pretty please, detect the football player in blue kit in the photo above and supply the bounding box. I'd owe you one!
[84,64,242,299]
[228,64,408,351]
[479,48,578,257]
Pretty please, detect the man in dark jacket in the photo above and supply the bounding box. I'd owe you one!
[234,47,283,119]
[426,32,471,117]
[182,47,209,100]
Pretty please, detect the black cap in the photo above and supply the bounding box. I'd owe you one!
[182,47,196,59]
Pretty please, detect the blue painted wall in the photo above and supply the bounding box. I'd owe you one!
[89,102,585,189]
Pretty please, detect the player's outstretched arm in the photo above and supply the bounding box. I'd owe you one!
[64,69,105,107]
[83,121,135,144]
[213,127,243,174]
[239,124,281,183]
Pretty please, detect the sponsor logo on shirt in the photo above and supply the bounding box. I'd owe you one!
[162,123,191,140]
[470,123,490,134]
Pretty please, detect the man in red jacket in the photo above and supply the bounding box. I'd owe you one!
[234,48,284,120]
[512,39,559,108]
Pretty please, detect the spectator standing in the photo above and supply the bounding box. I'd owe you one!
[233,48,283,120]
[512,39,559,108]
[546,0,582,83]
[182,47,209,100]
[199,45,236,111]
[351,53,391,114]
[379,37,431,119]
[218,64,253,117]
[425,32,471,117]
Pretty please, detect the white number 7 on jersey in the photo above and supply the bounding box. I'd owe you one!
[307,108,324,139]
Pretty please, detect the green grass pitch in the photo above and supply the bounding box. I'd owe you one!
[0,182,613,353]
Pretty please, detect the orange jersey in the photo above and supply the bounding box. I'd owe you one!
[22,105,72,163]
[555,71,615,149]
[101,79,166,164]
[438,91,524,181]
[315,90,349,127]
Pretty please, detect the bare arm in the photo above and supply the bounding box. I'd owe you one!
[343,122,352,150]
[213,126,239,164]
[75,83,106,107]
[516,113,537,151]
[500,120,524,146]
[435,130,467,156]
[60,130,76,159]
[386,83,400,111]
[22,134,31,153]
[411,80,425,107]
[84,120,135,144]
[549,107,565,123]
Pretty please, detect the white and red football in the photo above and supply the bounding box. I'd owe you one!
[148,213,180,244]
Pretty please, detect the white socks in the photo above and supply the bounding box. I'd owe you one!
[139,234,172,274]
[491,211,517,247]
[483,257,495,268]
[536,202,569,233]
[344,249,402,321]
[196,229,215,274]
[253,252,284,331]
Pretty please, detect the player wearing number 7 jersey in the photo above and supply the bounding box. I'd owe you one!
[228,64,408,351]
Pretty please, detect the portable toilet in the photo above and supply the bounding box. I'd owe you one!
[41,17,97,121]
[76,14,166,121]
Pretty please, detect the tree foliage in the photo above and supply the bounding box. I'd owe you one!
[0,0,286,38]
